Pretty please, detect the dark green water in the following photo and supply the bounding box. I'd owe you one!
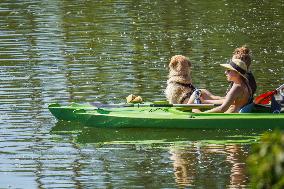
[0,0,283,188]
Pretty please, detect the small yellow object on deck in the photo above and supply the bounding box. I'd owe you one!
[126,94,143,103]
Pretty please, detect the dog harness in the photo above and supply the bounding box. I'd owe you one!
[171,82,196,104]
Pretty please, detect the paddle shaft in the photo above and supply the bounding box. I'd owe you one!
[276,83,284,91]
[90,102,218,109]
[139,103,217,108]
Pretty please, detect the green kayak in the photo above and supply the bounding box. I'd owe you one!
[48,103,284,129]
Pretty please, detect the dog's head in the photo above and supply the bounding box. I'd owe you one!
[169,55,191,76]
[166,55,193,103]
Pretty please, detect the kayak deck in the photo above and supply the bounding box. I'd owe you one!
[48,103,284,129]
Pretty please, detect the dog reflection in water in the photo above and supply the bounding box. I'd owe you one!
[170,147,196,187]
[169,144,248,187]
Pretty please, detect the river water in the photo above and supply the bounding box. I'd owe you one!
[0,1,283,188]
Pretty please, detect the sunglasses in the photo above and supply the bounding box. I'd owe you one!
[225,69,232,74]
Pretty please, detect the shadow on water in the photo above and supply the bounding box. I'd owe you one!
[51,121,264,146]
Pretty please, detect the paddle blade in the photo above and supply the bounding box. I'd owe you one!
[254,90,277,104]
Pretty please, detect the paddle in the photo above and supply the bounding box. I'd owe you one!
[90,102,218,109]
[254,84,284,105]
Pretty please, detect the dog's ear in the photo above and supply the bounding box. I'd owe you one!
[169,55,181,69]
[169,58,178,69]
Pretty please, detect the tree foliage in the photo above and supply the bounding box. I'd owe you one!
[247,130,284,189]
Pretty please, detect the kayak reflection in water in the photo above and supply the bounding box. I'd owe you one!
[188,59,252,113]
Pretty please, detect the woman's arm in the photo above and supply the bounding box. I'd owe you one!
[200,89,224,101]
[204,85,240,113]
[202,99,225,104]
[187,89,225,104]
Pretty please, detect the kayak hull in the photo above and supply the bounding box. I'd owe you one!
[48,103,284,129]
[78,110,284,129]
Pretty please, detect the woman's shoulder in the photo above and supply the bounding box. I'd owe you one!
[226,84,243,97]
[229,83,248,96]
[231,83,243,90]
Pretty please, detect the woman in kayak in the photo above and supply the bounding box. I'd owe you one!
[189,59,252,113]
[194,46,256,104]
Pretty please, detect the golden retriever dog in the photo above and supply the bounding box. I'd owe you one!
[165,55,195,104]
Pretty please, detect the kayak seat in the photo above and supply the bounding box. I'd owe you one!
[239,103,254,113]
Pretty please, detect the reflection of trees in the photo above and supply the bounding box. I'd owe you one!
[16,0,281,101]
[0,1,87,188]
[32,140,85,188]
[2,0,283,99]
